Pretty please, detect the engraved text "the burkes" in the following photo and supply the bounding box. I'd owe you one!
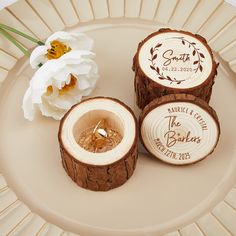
[164,115,201,148]
[162,49,190,66]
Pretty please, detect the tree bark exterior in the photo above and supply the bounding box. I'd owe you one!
[58,138,138,191]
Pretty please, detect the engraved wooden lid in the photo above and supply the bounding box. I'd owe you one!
[140,94,220,165]
[138,29,216,90]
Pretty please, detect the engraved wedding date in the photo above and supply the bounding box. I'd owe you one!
[162,66,193,72]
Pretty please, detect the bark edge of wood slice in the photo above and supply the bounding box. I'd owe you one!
[58,97,138,191]
[139,94,220,165]
[133,28,218,109]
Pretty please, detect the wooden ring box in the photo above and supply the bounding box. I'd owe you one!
[58,97,138,191]
[133,28,218,109]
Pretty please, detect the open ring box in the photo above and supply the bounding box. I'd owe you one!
[58,97,138,191]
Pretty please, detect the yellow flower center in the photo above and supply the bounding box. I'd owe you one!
[46,74,77,96]
[46,40,71,60]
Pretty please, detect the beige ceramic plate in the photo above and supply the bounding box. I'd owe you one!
[0,22,236,236]
[0,1,236,236]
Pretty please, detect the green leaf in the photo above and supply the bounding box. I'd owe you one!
[0,23,44,45]
[0,28,30,57]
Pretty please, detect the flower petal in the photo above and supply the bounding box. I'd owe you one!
[80,87,94,97]
[22,88,35,121]
[30,46,48,69]
[39,97,66,120]
[78,78,91,90]
[60,50,95,61]
[45,31,93,51]
[67,33,93,51]
[47,93,80,110]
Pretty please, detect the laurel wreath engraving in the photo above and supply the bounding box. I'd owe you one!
[149,43,184,84]
[148,37,205,85]
[175,36,205,73]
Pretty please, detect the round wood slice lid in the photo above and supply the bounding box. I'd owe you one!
[138,28,216,90]
[140,94,220,165]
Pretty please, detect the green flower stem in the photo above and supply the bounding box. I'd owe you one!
[0,28,30,57]
[0,23,44,45]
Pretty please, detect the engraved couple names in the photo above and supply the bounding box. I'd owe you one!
[164,115,201,148]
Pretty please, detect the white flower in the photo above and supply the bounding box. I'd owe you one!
[30,31,93,69]
[22,50,99,121]
[0,0,18,11]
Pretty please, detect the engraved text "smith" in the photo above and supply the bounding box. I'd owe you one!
[162,49,190,66]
